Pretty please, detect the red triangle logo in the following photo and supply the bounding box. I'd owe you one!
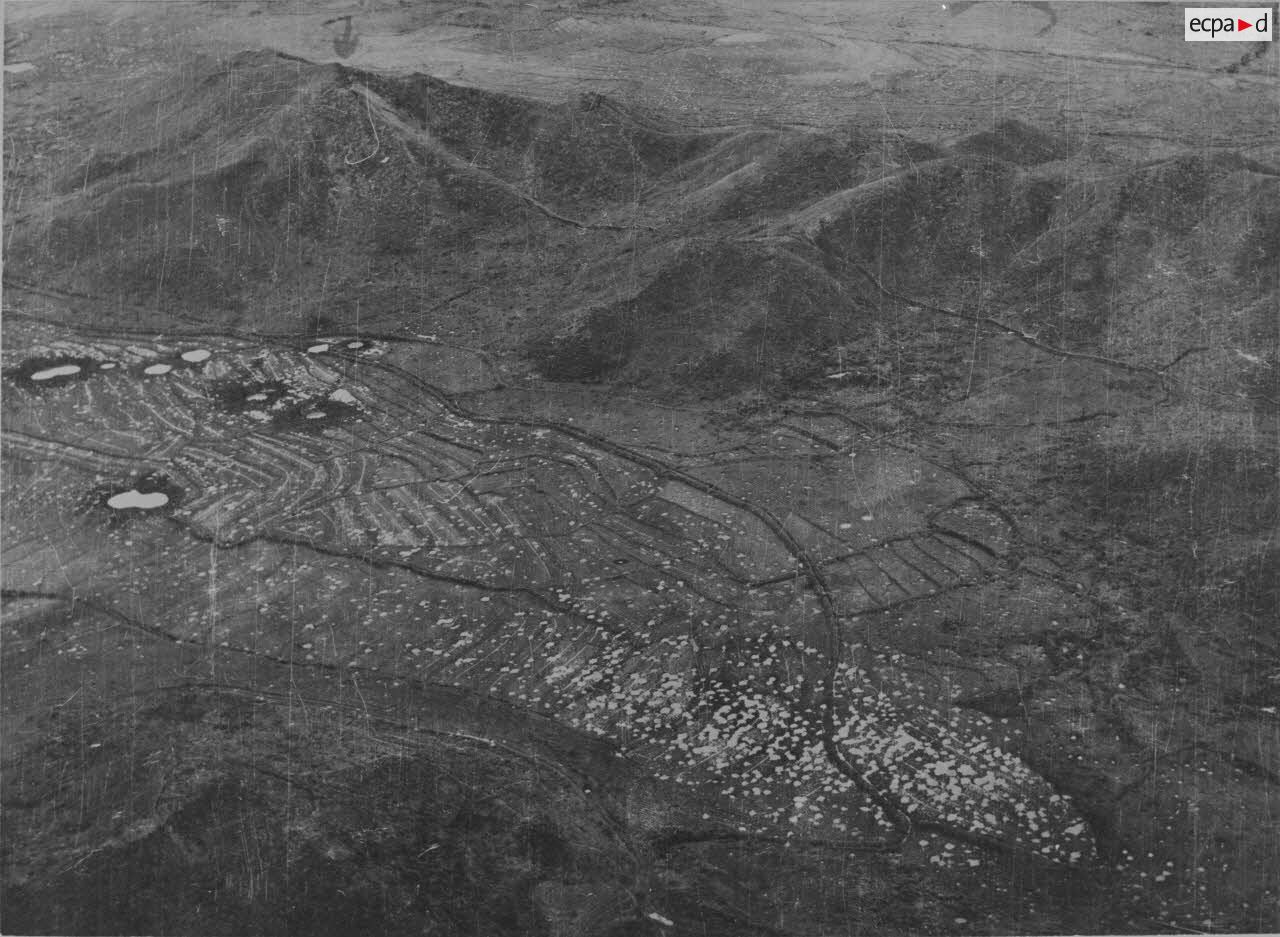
[1238,17,1253,29]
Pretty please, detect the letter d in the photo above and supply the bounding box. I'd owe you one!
[1256,13,1269,33]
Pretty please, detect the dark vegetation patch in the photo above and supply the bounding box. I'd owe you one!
[702,130,876,222]
[208,378,291,412]
[356,70,720,210]
[799,156,1076,310]
[271,396,362,433]
[1117,154,1214,234]
[1086,443,1278,547]
[950,119,1071,167]
[1234,176,1280,290]
[529,238,868,394]
[1067,440,1277,638]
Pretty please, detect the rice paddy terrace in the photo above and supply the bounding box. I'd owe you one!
[2,311,1096,871]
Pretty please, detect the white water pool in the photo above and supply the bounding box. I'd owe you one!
[31,364,82,381]
[106,489,169,510]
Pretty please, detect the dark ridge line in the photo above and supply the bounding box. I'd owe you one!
[2,430,168,468]
[592,517,762,597]
[13,590,188,647]
[924,411,1121,429]
[160,516,579,617]
[836,572,999,627]
[1,587,69,602]
[859,551,914,601]
[349,82,662,234]
[2,283,473,349]
[777,423,847,452]
[849,263,1222,387]
[882,34,1241,75]
[835,560,887,610]
[911,532,984,579]
[650,826,905,856]
[219,757,323,803]
[929,486,1023,545]
[885,539,950,591]
[928,523,1006,562]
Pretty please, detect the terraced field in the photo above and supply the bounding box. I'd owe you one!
[3,313,1095,868]
[5,0,1279,930]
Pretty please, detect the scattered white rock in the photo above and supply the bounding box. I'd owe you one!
[247,410,271,422]
[307,343,331,354]
[180,349,212,363]
[143,363,173,376]
[246,393,269,402]
[328,388,358,405]
[99,362,117,370]
[346,340,365,350]
[305,410,326,420]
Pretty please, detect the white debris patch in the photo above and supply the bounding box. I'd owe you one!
[180,349,212,363]
[307,343,331,354]
[143,363,173,376]
[328,388,359,405]
[830,659,1096,864]
[543,618,1095,864]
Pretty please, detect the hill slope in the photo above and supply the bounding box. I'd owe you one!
[8,53,1276,402]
